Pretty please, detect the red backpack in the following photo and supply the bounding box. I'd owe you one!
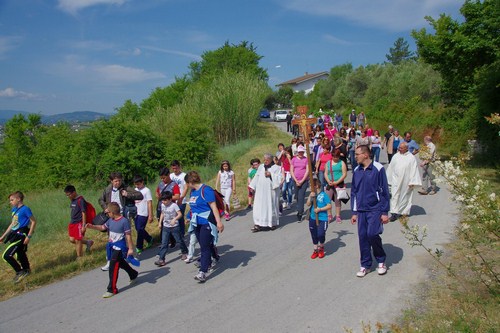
[77,196,97,225]
[201,185,225,220]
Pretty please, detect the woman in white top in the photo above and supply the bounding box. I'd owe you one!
[216,160,236,221]
[370,130,382,162]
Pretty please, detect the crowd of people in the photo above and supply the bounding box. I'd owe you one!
[1,110,438,297]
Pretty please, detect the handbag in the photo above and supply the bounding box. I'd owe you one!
[231,194,241,209]
[336,187,350,204]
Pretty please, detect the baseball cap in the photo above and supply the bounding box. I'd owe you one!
[297,145,306,153]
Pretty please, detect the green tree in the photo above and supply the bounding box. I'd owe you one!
[386,37,415,65]
[188,41,268,82]
[273,86,294,109]
[139,76,191,115]
[412,0,499,105]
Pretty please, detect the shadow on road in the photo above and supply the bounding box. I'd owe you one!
[383,243,404,268]
[410,205,427,216]
[324,229,352,254]
[208,248,257,279]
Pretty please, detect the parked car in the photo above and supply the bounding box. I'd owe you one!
[274,109,289,122]
[259,108,270,118]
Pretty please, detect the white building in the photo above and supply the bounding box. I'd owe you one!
[276,71,329,94]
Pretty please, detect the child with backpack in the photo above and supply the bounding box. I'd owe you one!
[63,185,94,258]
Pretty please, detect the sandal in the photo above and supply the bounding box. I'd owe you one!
[251,225,261,233]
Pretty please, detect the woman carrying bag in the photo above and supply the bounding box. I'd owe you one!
[324,149,348,223]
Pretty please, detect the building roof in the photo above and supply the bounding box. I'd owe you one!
[276,71,329,86]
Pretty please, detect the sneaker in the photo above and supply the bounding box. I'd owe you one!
[209,258,219,272]
[428,190,437,195]
[13,270,29,284]
[184,257,193,263]
[135,248,143,255]
[246,204,252,210]
[154,260,166,267]
[225,213,231,221]
[418,189,428,195]
[102,291,115,298]
[194,271,206,283]
[145,238,154,249]
[389,214,399,222]
[356,267,369,278]
[336,216,342,224]
[129,275,138,285]
[86,240,94,253]
[318,247,325,259]
[181,254,188,261]
[282,202,287,209]
[297,213,303,222]
[101,261,110,271]
[311,250,319,259]
[377,263,387,275]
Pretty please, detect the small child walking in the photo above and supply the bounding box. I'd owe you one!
[246,158,260,210]
[155,191,188,266]
[216,160,236,221]
[0,191,37,283]
[85,202,138,298]
[306,179,332,259]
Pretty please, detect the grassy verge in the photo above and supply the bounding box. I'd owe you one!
[0,121,291,301]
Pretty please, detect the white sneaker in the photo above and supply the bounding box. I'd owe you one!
[356,267,369,277]
[282,202,287,209]
[194,271,206,283]
[101,261,110,271]
[377,263,387,275]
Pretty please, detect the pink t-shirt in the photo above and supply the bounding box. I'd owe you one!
[291,156,308,181]
[318,152,332,171]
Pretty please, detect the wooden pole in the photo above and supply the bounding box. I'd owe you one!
[293,106,319,225]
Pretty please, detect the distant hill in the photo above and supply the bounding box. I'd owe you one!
[0,110,111,125]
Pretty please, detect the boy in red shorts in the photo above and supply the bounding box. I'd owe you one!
[64,185,94,258]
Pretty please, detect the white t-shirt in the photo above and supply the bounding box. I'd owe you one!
[161,202,180,228]
[218,170,234,189]
[135,186,152,217]
[170,171,188,204]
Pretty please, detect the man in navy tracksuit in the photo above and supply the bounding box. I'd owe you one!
[351,145,390,277]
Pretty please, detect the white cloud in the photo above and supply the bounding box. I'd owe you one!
[57,0,127,15]
[141,46,202,61]
[0,36,23,59]
[0,87,39,100]
[92,64,165,83]
[70,40,115,51]
[323,34,352,45]
[280,0,460,31]
[50,56,166,85]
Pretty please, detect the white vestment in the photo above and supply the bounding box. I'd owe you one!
[249,164,282,227]
[386,151,422,215]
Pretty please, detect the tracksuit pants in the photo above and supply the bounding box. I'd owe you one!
[357,211,386,269]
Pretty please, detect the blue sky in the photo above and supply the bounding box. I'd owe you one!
[0,0,463,115]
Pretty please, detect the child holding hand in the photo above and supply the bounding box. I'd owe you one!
[306,178,332,259]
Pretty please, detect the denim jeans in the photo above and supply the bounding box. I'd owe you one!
[134,215,152,250]
[349,150,358,170]
[371,147,381,162]
[158,225,187,260]
[281,175,293,205]
[295,179,309,215]
[195,224,214,273]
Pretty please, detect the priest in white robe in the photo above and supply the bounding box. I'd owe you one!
[249,153,282,231]
[386,142,422,221]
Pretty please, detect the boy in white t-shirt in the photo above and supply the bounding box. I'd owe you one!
[133,175,154,254]
[155,191,188,267]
